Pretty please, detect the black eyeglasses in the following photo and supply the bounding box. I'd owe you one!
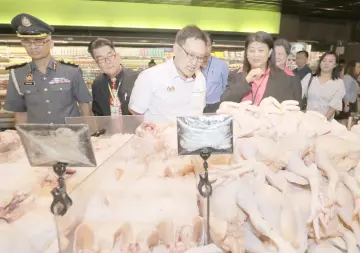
[21,38,50,47]
[180,45,205,63]
[96,53,116,64]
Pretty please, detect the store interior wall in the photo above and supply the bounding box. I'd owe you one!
[0,0,280,34]
[344,43,360,62]
[280,14,358,44]
[280,14,360,62]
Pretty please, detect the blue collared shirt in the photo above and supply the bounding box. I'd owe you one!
[343,74,359,103]
[202,56,229,104]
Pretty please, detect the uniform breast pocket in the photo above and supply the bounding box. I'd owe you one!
[50,83,73,105]
[23,87,41,106]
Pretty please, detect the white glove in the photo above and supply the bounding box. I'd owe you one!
[305,110,327,121]
[259,97,281,108]
[217,101,259,114]
[280,100,300,113]
[218,101,241,111]
[236,101,259,113]
[259,97,282,114]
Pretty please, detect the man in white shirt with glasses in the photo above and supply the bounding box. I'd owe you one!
[129,25,207,123]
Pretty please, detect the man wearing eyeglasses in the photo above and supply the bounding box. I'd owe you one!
[129,25,207,123]
[88,38,138,116]
[4,13,93,124]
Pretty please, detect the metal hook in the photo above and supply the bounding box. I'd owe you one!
[198,172,213,198]
[50,186,72,216]
[91,128,106,137]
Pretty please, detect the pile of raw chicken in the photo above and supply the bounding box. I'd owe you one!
[63,98,360,253]
[0,130,133,253]
[200,98,360,253]
[0,96,359,253]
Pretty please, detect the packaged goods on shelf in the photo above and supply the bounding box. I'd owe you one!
[0,44,244,94]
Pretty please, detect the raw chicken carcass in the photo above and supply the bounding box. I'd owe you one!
[4,96,360,253]
[67,128,205,253]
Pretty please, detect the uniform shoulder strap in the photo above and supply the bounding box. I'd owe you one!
[5,62,28,70]
[59,60,79,68]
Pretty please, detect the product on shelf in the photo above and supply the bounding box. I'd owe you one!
[0,44,243,74]
[0,44,244,108]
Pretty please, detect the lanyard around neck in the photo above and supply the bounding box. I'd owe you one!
[251,73,267,104]
[108,80,121,102]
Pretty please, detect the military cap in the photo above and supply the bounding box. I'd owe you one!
[11,13,54,38]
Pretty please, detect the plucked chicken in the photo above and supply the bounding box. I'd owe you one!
[1,96,359,253]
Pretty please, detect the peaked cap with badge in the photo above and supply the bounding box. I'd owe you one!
[4,14,93,124]
[11,13,54,38]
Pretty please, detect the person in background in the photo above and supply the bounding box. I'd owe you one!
[273,38,294,76]
[88,38,138,116]
[148,59,156,68]
[301,52,345,120]
[4,13,92,124]
[273,38,302,103]
[294,50,312,81]
[336,60,360,123]
[129,25,207,123]
[201,32,229,113]
[221,31,301,105]
[338,58,346,79]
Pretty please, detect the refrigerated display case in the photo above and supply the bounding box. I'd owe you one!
[48,116,207,253]
[0,116,143,253]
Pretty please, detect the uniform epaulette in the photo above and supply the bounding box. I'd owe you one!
[5,62,27,70]
[59,60,79,68]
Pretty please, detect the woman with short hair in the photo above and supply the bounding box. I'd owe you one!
[273,38,294,76]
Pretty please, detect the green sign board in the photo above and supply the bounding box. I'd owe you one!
[0,0,280,33]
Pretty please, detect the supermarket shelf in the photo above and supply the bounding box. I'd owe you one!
[0,45,246,89]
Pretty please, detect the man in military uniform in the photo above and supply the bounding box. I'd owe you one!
[4,13,93,124]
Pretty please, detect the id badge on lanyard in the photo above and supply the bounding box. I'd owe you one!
[109,81,122,115]
[251,74,267,105]
[110,105,122,115]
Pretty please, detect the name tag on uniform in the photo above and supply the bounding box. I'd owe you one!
[24,74,35,86]
[49,77,71,85]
